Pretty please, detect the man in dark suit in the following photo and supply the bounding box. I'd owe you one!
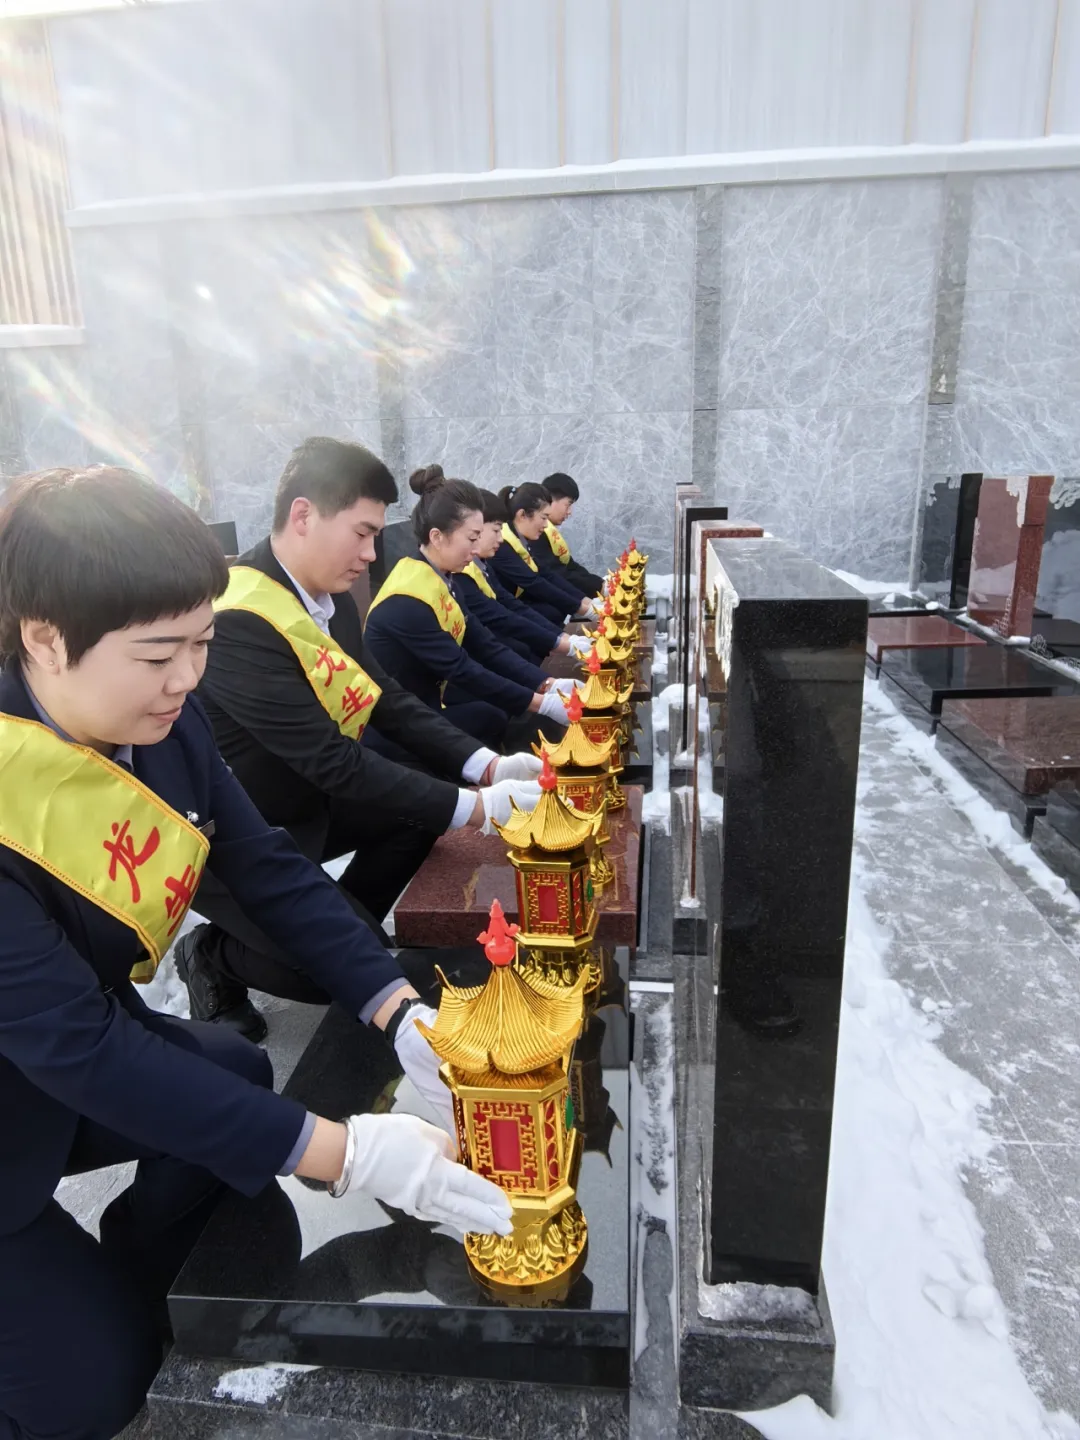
[533,472,605,597]
[187,437,542,1040]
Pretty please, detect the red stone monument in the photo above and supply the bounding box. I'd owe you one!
[967,475,1053,638]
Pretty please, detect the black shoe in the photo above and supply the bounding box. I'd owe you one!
[173,927,268,1043]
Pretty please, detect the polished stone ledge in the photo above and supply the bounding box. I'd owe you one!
[65,139,1080,228]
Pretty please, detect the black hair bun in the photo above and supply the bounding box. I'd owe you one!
[409,464,446,497]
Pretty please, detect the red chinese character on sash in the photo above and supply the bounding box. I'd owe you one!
[439,594,456,621]
[164,865,199,935]
[103,820,160,904]
[341,686,374,723]
[451,619,463,639]
[314,646,346,688]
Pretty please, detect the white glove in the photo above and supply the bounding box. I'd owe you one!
[478,778,542,835]
[538,689,571,725]
[541,688,576,725]
[589,596,606,616]
[340,1112,513,1235]
[393,1002,456,1134]
[567,634,592,658]
[491,752,543,783]
[550,677,579,697]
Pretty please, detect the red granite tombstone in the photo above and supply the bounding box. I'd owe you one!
[938,696,1080,796]
[394,786,643,949]
[967,476,1053,638]
[866,615,986,666]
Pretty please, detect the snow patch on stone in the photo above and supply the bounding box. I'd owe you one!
[213,1362,318,1405]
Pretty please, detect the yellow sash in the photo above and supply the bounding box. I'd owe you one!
[462,561,497,600]
[366,556,467,646]
[501,524,538,573]
[0,715,209,983]
[545,521,571,565]
[215,567,382,740]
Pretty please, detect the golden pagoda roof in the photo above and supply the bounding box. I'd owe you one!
[416,962,588,1074]
[496,783,602,852]
[536,721,615,769]
[577,670,632,709]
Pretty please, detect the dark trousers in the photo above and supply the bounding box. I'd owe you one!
[440,695,510,751]
[193,797,439,1003]
[0,1015,273,1440]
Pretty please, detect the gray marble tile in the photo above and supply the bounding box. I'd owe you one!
[0,353,23,476]
[401,415,501,493]
[387,204,498,420]
[958,287,1080,406]
[922,404,960,477]
[715,402,924,576]
[966,170,1080,294]
[592,192,695,415]
[170,214,382,429]
[589,411,691,563]
[950,396,1080,476]
[493,412,594,486]
[720,281,936,410]
[719,178,944,304]
[490,197,594,416]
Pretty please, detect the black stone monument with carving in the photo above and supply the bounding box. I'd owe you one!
[916,473,982,607]
[676,538,866,1413]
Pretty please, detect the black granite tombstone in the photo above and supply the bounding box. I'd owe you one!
[880,645,1068,731]
[1035,479,1080,632]
[675,538,865,1413]
[916,473,983,608]
[168,981,631,1390]
[207,519,239,557]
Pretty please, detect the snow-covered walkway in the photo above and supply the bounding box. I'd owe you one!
[752,682,1080,1439]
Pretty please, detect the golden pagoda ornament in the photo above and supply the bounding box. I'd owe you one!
[536,689,616,890]
[495,755,604,987]
[417,900,590,1305]
[574,646,633,810]
[583,614,637,690]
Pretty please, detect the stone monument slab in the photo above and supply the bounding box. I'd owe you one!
[866,615,985,672]
[967,475,1052,637]
[917,473,982,606]
[880,646,1066,730]
[674,538,865,1414]
[167,997,631,1390]
[1036,479,1080,625]
[1032,782,1080,896]
[395,788,644,950]
[936,696,1080,835]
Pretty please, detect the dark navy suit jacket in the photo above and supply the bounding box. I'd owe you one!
[488,532,583,621]
[529,530,605,599]
[457,564,560,662]
[364,571,546,718]
[0,667,404,1235]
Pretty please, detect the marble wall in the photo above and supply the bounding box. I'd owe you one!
[4,168,1080,578]
[706,177,944,577]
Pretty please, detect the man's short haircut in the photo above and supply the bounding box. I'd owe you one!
[543,472,580,502]
[0,466,229,666]
[273,437,398,532]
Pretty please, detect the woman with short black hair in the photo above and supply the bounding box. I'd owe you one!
[537,472,605,597]
[0,466,510,1440]
[489,483,597,626]
[364,471,571,750]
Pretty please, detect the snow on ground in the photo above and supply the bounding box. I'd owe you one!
[741,688,1080,1440]
[744,878,1078,1440]
[863,685,1080,915]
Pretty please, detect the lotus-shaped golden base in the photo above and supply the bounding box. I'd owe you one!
[465,1200,588,1306]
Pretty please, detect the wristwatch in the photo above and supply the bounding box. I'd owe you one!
[383,994,425,1048]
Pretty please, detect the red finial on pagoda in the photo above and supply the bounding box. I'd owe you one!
[620,549,629,566]
[596,617,608,637]
[563,687,584,724]
[538,752,559,792]
[587,645,602,675]
[476,898,519,966]
[629,538,637,551]
[603,599,613,616]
